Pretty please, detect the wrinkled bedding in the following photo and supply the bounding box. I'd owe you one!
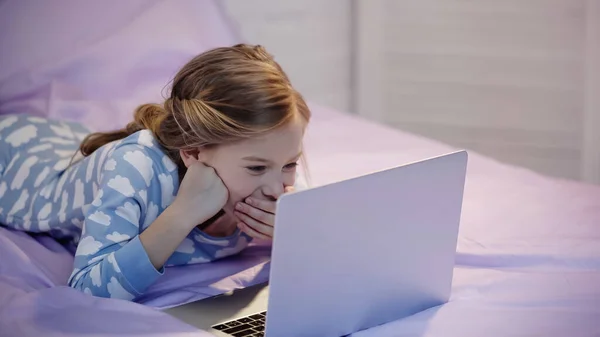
[2,104,599,336]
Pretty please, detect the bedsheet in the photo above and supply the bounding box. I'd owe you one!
[302,104,600,337]
[2,103,600,337]
[0,224,271,337]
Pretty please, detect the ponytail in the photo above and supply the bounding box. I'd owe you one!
[78,103,166,157]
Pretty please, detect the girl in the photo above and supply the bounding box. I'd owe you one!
[0,44,310,301]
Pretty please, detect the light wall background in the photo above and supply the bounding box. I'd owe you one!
[222,0,600,185]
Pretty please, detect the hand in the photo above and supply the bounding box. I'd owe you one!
[234,186,294,240]
[171,161,228,228]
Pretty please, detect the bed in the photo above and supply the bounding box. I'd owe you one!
[1,1,599,336]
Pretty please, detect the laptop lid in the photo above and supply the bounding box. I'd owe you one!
[265,150,468,336]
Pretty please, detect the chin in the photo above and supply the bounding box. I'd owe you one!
[223,202,235,216]
[224,196,244,214]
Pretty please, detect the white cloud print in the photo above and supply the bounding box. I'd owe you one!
[11,156,38,190]
[87,254,107,265]
[115,202,140,226]
[107,277,134,300]
[0,116,17,131]
[175,238,195,254]
[215,236,250,259]
[8,189,29,217]
[189,256,210,264]
[53,158,71,171]
[162,155,176,172]
[72,179,85,209]
[76,236,103,256]
[34,167,50,188]
[41,137,74,145]
[104,159,116,171]
[107,175,135,197]
[90,264,102,287]
[194,234,229,247]
[142,202,158,228]
[50,124,74,139]
[106,231,131,242]
[158,173,174,208]
[0,182,7,199]
[107,253,121,273]
[6,125,37,147]
[124,150,154,186]
[37,202,52,220]
[28,143,52,153]
[137,130,154,148]
[138,190,147,205]
[88,210,111,226]
[92,189,103,207]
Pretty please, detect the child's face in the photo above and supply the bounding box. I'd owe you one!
[200,117,305,215]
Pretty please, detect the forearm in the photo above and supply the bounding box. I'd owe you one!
[69,204,200,299]
[139,203,204,270]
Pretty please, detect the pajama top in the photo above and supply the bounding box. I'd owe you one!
[0,114,252,300]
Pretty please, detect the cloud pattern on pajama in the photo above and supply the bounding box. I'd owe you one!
[0,115,252,300]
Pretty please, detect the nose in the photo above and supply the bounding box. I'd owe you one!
[261,180,285,201]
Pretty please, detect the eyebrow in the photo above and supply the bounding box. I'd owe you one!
[242,152,303,163]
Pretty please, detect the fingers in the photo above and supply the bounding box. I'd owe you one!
[235,211,273,240]
[235,202,274,225]
[244,197,276,214]
[194,162,225,188]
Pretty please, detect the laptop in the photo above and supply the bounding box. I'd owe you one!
[164,150,468,337]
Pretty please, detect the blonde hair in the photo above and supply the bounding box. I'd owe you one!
[78,44,311,179]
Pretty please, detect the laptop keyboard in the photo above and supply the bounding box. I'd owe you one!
[211,311,266,336]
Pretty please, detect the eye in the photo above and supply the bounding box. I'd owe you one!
[283,162,298,171]
[246,166,267,173]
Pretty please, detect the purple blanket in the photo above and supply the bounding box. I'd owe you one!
[3,104,600,336]
[0,226,272,336]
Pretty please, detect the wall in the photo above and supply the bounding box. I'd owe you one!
[356,0,591,181]
[583,0,600,183]
[223,0,599,183]
[222,0,353,112]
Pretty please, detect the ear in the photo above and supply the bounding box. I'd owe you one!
[179,148,200,168]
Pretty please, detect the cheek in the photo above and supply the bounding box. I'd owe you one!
[284,171,296,187]
[220,173,259,204]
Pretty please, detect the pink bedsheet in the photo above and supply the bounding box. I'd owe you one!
[3,102,598,337]
[302,104,600,336]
